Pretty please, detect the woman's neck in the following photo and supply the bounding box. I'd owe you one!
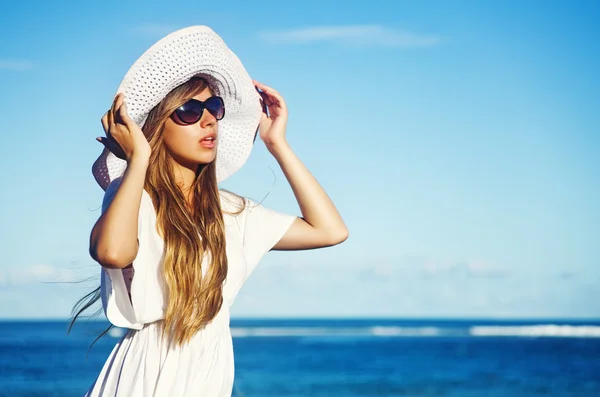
[170,160,198,206]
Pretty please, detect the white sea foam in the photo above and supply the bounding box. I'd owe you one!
[230,324,600,338]
[369,326,442,336]
[107,324,600,338]
[230,326,445,338]
[231,327,333,337]
[469,325,600,338]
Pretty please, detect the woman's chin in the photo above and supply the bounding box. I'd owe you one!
[194,154,217,166]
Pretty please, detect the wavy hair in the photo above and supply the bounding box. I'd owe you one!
[69,75,246,348]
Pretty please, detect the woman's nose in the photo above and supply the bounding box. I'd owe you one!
[200,109,217,128]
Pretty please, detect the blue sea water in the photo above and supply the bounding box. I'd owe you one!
[0,318,599,396]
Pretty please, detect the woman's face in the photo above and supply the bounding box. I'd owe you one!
[162,86,218,170]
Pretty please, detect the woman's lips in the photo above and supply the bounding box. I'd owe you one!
[200,136,216,149]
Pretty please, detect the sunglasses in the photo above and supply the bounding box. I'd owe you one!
[172,96,225,125]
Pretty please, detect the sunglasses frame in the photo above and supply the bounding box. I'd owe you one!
[172,96,225,125]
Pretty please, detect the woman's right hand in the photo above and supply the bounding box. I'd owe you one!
[98,93,151,163]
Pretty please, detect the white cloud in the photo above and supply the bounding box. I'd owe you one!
[0,60,34,71]
[238,257,597,318]
[415,257,509,279]
[259,25,441,48]
[1,264,79,286]
[357,256,509,281]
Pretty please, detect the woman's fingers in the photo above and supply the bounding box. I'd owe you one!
[108,93,120,129]
[114,94,126,124]
[258,90,273,105]
[112,94,123,126]
[258,93,270,108]
[254,81,285,111]
[113,95,139,134]
[100,93,151,162]
[105,94,124,149]
[259,97,268,114]
[257,88,277,107]
[107,107,113,131]
[253,80,279,94]
[118,101,135,131]
[109,93,127,131]
[266,90,283,105]
[101,112,109,133]
[255,82,284,102]
[112,93,121,115]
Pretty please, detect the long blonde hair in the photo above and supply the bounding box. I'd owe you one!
[70,75,245,347]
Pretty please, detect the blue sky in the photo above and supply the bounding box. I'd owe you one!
[0,0,598,319]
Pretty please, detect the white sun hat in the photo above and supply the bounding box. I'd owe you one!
[92,25,262,191]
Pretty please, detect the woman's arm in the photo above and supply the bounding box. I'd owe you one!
[89,157,148,269]
[90,93,152,269]
[269,142,349,250]
[253,80,348,251]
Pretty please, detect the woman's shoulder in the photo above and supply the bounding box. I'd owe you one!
[219,189,246,216]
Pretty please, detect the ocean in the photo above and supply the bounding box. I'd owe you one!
[0,318,599,396]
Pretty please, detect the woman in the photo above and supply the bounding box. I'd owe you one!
[75,26,348,396]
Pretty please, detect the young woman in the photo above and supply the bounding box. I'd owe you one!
[75,26,347,396]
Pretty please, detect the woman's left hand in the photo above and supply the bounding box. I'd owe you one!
[253,80,288,149]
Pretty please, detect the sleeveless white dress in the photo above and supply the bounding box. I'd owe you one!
[84,181,297,397]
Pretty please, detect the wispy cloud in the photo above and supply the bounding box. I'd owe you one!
[259,25,441,48]
[0,264,78,286]
[427,259,510,279]
[131,24,179,37]
[358,256,510,281]
[0,60,34,71]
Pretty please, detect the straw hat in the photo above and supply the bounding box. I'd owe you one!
[92,25,262,190]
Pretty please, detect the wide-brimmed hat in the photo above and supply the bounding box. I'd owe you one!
[92,25,262,191]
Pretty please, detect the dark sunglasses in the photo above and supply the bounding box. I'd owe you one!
[172,96,225,125]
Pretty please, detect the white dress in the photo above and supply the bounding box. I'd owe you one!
[84,181,297,397]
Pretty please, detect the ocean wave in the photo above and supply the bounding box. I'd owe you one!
[230,325,600,338]
[469,325,600,338]
[230,326,451,338]
[108,324,600,338]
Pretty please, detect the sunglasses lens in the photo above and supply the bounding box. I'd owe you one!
[176,101,204,124]
[174,97,225,124]
[205,96,225,120]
